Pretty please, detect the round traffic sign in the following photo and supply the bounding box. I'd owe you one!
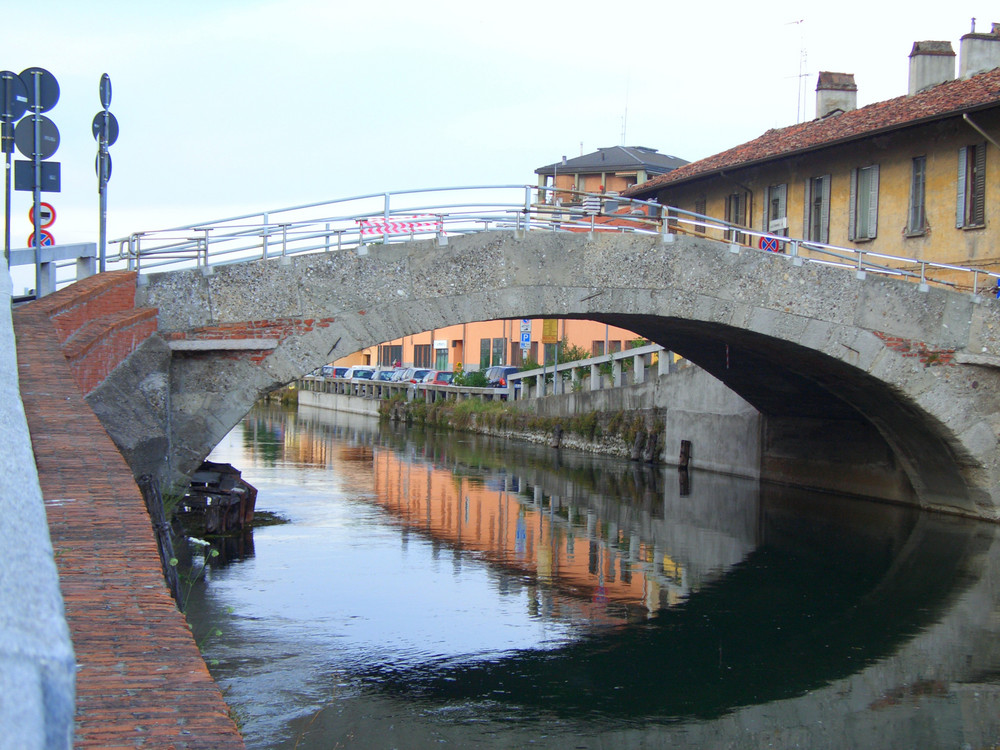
[29,202,56,229]
[95,152,112,182]
[27,230,55,247]
[759,236,780,252]
[14,114,59,159]
[0,71,27,122]
[99,73,112,110]
[19,67,59,113]
[92,111,119,146]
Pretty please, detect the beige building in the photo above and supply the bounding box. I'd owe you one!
[626,25,1000,289]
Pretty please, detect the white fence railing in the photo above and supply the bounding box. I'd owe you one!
[110,184,1000,299]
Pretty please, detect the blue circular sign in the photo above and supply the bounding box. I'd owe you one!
[760,236,780,252]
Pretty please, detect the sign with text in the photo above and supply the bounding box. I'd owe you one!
[542,319,558,344]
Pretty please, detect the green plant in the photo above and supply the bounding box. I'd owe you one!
[454,369,489,387]
[169,537,220,612]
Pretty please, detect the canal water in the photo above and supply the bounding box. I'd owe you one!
[182,403,1000,749]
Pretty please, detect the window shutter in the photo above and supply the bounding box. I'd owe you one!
[777,184,787,226]
[820,175,831,243]
[957,146,968,228]
[867,165,879,239]
[803,180,812,238]
[973,142,987,226]
[848,168,858,240]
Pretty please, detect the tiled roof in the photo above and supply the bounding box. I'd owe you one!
[626,66,1000,198]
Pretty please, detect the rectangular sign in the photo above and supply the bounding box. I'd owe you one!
[542,319,558,344]
[433,339,448,349]
[520,318,531,334]
[14,160,61,192]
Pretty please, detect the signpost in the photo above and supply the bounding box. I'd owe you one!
[14,67,59,296]
[519,318,530,350]
[93,73,116,272]
[0,70,27,264]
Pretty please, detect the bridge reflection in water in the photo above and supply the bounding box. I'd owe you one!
[192,404,1000,749]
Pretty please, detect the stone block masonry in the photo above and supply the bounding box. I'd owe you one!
[12,278,245,748]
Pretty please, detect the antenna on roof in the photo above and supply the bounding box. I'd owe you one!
[972,17,977,33]
[786,19,808,123]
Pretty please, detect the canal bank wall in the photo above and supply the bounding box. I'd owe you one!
[0,271,75,749]
[7,272,245,749]
[301,366,762,479]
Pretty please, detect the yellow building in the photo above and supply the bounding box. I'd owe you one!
[340,319,647,371]
[627,27,1000,286]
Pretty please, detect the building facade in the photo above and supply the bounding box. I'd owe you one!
[626,26,1000,285]
[536,146,687,207]
[339,318,648,371]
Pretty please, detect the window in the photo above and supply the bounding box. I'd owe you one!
[592,340,605,357]
[492,338,506,366]
[957,143,987,228]
[849,165,879,241]
[694,197,707,234]
[908,157,927,235]
[413,344,432,368]
[479,338,491,369]
[435,348,449,371]
[804,175,831,243]
[764,184,788,236]
[379,344,401,367]
[725,191,748,243]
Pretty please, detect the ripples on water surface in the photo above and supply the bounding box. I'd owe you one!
[180,404,1000,749]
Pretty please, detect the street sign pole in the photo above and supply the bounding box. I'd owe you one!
[30,71,41,296]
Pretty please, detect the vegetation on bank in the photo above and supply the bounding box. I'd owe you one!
[378,394,663,458]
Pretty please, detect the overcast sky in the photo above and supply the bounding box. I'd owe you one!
[3,1,997,291]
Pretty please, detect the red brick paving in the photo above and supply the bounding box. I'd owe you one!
[13,274,245,749]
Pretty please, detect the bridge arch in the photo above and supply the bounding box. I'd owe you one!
[102,230,1000,519]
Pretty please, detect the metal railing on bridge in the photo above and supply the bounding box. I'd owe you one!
[109,184,1000,298]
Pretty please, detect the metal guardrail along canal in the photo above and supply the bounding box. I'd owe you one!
[111,184,1000,298]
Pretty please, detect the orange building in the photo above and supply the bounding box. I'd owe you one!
[339,318,648,371]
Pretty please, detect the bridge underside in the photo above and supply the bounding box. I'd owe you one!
[89,230,1000,520]
[587,314,963,506]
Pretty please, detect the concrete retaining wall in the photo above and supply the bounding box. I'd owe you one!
[531,365,761,478]
[0,268,75,750]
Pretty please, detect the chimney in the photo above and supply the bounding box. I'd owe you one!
[960,23,1000,78]
[908,41,955,94]
[815,72,857,118]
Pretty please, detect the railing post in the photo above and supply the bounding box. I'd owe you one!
[281,224,288,258]
[325,222,331,252]
[523,186,532,232]
[262,212,270,260]
[384,193,391,221]
[202,228,210,267]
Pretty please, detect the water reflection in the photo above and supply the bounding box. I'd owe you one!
[186,404,1000,749]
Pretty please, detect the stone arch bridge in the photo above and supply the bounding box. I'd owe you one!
[83,230,1000,521]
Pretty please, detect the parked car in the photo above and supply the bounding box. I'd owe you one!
[407,368,432,383]
[485,365,520,388]
[343,366,375,380]
[323,366,348,379]
[392,367,415,382]
[428,370,455,385]
[374,369,397,382]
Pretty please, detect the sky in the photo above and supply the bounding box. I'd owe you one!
[3,1,998,292]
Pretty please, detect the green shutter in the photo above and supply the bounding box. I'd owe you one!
[957,146,968,228]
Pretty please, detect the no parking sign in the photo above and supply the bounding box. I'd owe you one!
[29,201,55,228]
